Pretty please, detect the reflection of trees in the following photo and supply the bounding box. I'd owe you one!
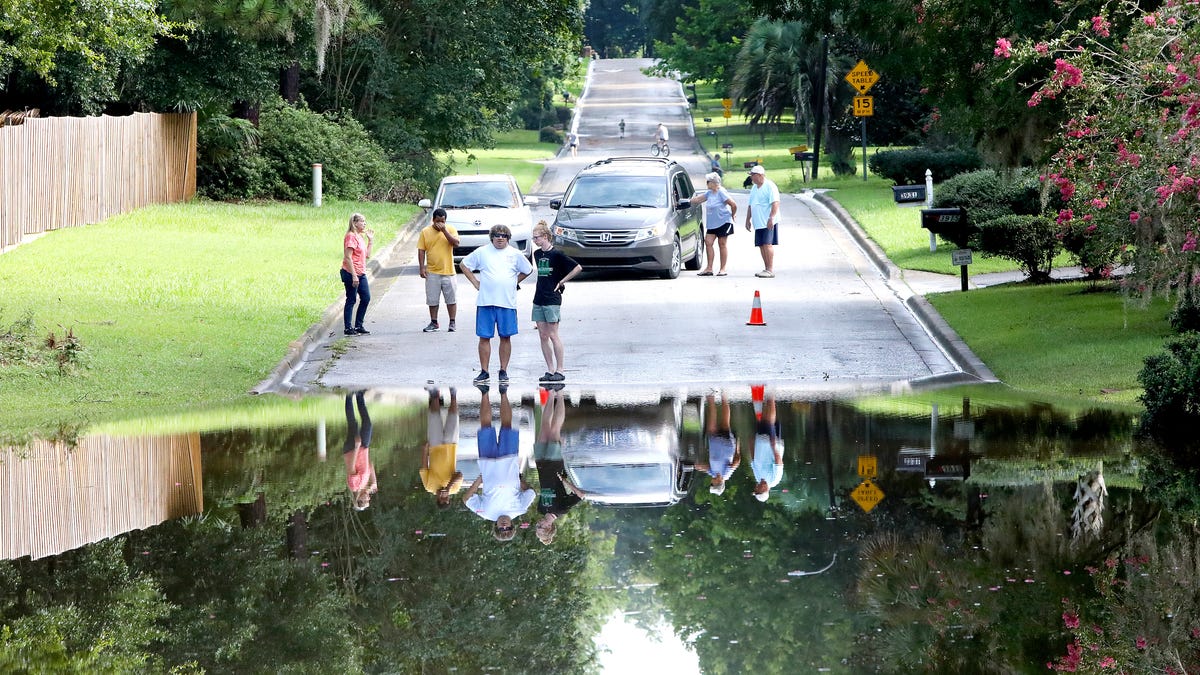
[644,497,854,673]
[0,539,171,671]
[314,494,613,673]
[851,482,1166,670]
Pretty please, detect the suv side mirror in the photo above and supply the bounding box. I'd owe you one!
[675,199,691,211]
[418,198,432,209]
[549,199,562,210]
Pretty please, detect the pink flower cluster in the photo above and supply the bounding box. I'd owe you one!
[1092,16,1111,38]
[1184,231,1198,252]
[1155,167,1198,205]
[995,37,1012,59]
[1115,139,1142,167]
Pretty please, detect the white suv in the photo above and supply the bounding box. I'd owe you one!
[418,174,537,262]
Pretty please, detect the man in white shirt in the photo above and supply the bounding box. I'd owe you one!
[462,386,535,541]
[460,225,534,384]
[744,165,781,278]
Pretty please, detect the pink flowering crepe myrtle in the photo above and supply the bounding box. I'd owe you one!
[997,0,1200,297]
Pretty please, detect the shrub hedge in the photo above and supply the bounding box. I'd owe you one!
[868,147,983,185]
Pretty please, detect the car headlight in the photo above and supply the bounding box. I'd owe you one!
[555,225,578,241]
[633,223,666,242]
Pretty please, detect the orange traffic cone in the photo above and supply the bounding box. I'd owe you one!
[751,384,765,421]
[746,290,766,326]
[539,387,550,407]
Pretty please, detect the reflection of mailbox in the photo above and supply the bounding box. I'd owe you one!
[925,455,971,482]
[920,207,978,248]
[794,151,815,161]
[891,185,926,205]
[897,447,931,473]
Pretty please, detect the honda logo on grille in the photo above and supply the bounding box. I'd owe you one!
[473,219,482,227]
[599,232,612,242]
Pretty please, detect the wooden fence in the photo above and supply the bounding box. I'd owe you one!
[0,432,203,561]
[0,112,197,251]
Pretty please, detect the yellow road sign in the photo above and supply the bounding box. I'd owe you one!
[851,479,885,513]
[721,98,733,110]
[853,96,874,117]
[845,60,879,95]
[723,108,732,119]
[857,455,877,478]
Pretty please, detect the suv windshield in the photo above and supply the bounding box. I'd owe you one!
[440,181,516,208]
[563,175,666,208]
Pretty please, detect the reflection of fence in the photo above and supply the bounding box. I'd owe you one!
[0,112,197,251]
[0,433,203,560]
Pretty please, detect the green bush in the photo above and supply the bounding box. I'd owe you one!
[539,126,564,144]
[975,214,1058,282]
[1138,331,1200,451]
[933,168,1042,222]
[1168,272,1200,333]
[196,114,267,200]
[195,99,412,202]
[257,98,403,202]
[868,147,983,185]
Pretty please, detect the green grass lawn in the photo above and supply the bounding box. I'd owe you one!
[436,129,561,193]
[0,199,418,438]
[927,282,1173,405]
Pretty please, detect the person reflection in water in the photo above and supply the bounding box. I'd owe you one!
[534,385,582,545]
[750,389,784,502]
[697,390,740,496]
[343,391,377,510]
[420,387,463,509]
[462,384,535,541]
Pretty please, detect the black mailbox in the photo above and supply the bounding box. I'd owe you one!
[925,455,970,482]
[892,184,926,204]
[794,151,815,161]
[920,207,978,248]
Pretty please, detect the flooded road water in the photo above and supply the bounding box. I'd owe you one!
[3,385,1196,674]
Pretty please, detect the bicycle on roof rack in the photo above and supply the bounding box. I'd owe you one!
[650,141,670,158]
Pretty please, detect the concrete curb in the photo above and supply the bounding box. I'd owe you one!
[251,214,425,396]
[813,191,999,384]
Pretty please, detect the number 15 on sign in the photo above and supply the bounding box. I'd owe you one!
[853,96,874,117]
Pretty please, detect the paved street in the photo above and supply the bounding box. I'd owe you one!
[280,59,992,397]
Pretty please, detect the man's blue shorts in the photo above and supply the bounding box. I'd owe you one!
[476,306,519,338]
[754,227,779,246]
[478,426,519,458]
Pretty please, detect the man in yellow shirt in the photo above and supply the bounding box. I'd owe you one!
[420,387,462,509]
[417,208,461,332]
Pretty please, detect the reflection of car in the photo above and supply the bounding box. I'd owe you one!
[418,174,537,262]
[549,157,704,279]
[559,395,701,507]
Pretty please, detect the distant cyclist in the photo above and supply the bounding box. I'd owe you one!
[653,123,670,157]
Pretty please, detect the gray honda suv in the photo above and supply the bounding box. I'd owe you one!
[549,157,704,279]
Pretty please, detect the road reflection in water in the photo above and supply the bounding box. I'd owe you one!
[3,386,1196,673]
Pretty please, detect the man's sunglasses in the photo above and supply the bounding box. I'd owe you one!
[491,233,510,240]
[497,524,514,532]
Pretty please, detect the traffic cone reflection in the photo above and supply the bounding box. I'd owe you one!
[746,290,766,326]
[751,384,765,421]
[539,387,549,407]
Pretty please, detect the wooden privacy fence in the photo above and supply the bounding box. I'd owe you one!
[0,111,197,251]
[0,432,203,561]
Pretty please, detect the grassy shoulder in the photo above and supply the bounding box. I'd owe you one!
[0,199,418,438]
[928,282,1173,405]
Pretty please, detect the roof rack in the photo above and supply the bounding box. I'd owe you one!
[583,156,676,170]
